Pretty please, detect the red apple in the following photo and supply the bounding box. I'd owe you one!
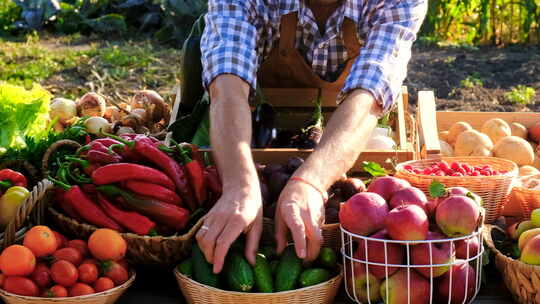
[529,122,540,143]
[345,264,381,303]
[385,205,429,241]
[411,232,455,278]
[339,192,389,236]
[426,199,439,218]
[447,187,482,205]
[455,236,480,259]
[436,195,480,237]
[438,260,477,304]
[367,176,411,201]
[506,222,519,240]
[388,187,428,210]
[354,229,404,279]
[380,269,430,304]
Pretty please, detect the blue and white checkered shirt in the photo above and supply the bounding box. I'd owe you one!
[201,0,427,112]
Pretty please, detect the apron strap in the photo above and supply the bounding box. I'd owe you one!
[342,17,361,58]
[278,13,298,58]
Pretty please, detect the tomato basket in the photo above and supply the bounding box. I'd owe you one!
[341,224,484,304]
[394,156,518,223]
[0,271,136,304]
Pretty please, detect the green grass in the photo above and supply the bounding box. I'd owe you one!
[460,73,483,88]
[505,85,536,105]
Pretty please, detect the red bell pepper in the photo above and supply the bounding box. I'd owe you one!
[123,180,182,206]
[91,163,176,190]
[0,169,27,190]
[97,193,156,235]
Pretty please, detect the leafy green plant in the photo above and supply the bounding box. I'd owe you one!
[0,0,21,34]
[505,85,536,105]
[460,73,484,88]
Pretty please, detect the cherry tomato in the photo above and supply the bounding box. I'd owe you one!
[81,258,99,267]
[53,247,83,266]
[94,277,115,292]
[78,263,98,284]
[102,261,129,285]
[51,260,78,287]
[43,285,68,298]
[3,276,39,296]
[67,240,89,258]
[30,262,51,288]
[53,231,68,249]
[69,283,95,296]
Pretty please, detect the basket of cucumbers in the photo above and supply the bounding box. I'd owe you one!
[174,243,343,304]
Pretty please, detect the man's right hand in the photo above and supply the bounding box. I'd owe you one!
[196,179,263,274]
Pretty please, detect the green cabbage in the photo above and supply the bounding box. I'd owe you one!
[0,82,51,149]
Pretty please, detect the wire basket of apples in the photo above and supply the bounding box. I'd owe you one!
[0,226,134,304]
[339,176,485,304]
[395,156,518,224]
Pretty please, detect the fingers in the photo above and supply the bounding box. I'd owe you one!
[282,202,307,259]
[196,216,226,265]
[212,221,245,274]
[304,205,324,262]
[245,211,263,266]
[275,205,288,255]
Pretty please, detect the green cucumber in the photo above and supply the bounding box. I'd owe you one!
[253,253,273,293]
[269,260,279,275]
[299,268,331,287]
[275,246,303,291]
[317,247,337,270]
[224,251,254,292]
[192,244,219,287]
[178,258,193,278]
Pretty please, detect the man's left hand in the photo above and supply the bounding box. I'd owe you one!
[274,178,325,261]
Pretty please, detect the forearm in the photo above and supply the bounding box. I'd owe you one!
[294,90,381,190]
[209,75,258,190]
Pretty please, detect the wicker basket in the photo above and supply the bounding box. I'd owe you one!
[261,218,341,250]
[395,157,518,224]
[483,224,540,304]
[49,207,203,266]
[0,271,135,304]
[0,178,53,250]
[174,266,342,304]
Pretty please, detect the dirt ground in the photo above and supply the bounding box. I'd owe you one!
[405,44,540,112]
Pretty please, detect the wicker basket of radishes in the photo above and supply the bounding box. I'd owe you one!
[339,176,484,304]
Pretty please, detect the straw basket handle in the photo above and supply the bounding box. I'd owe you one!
[1,179,53,249]
[417,91,441,159]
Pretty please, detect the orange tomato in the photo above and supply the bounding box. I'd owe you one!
[53,247,83,266]
[0,245,36,276]
[69,283,95,296]
[88,229,126,261]
[53,231,68,249]
[43,285,68,298]
[50,260,78,287]
[3,276,39,297]
[67,240,89,257]
[23,226,58,257]
[78,263,98,284]
[94,277,115,292]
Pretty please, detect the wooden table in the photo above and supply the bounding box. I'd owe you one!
[117,264,514,304]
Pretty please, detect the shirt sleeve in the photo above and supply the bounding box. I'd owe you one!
[201,0,260,91]
[340,0,427,114]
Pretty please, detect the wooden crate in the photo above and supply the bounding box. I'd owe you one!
[169,87,417,171]
[416,90,540,217]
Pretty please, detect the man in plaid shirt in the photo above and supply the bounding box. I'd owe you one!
[196,0,427,273]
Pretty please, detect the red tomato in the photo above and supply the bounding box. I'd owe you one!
[30,262,51,288]
[67,240,89,258]
[53,248,83,266]
[0,274,4,288]
[69,283,95,296]
[53,231,68,249]
[78,263,98,284]
[94,277,115,292]
[42,285,68,298]
[81,258,99,267]
[3,276,39,296]
[102,261,129,285]
[117,259,129,271]
[51,260,78,287]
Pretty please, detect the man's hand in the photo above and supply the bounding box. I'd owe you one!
[275,179,325,261]
[196,181,263,274]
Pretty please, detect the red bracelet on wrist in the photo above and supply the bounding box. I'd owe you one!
[290,176,329,203]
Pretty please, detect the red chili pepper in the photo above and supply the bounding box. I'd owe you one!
[50,177,122,231]
[85,135,91,144]
[87,150,122,164]
[179,145,207,206]
[54,188,82,221]
[91,163,176,190]
[205,166,222,196]
[97,193,156,235]
[0,169,28,189]
[123,180,182,206]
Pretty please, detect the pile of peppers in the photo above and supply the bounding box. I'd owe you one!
[50,133,222,236]
[0,169,30,228]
